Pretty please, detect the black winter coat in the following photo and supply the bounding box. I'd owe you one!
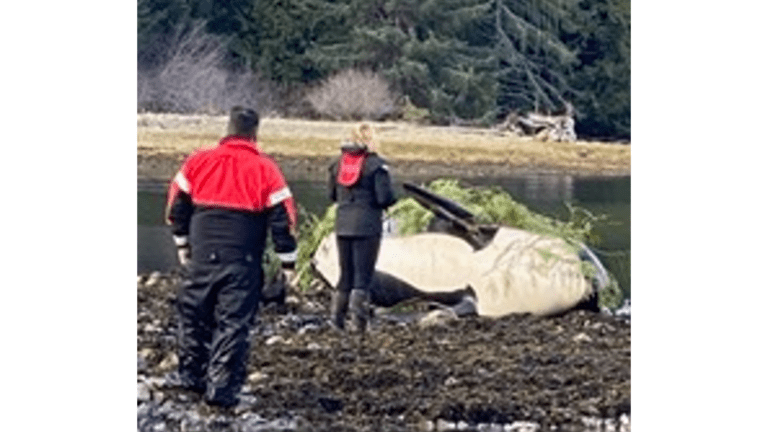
[329,146,397,237]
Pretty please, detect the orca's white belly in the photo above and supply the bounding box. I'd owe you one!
[312,227,592,317]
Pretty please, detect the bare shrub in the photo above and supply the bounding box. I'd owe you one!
[138,21,278,114]
[305,69,399,120]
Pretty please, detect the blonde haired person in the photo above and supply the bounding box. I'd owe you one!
[350,122,376,148]
[328,123,397,333]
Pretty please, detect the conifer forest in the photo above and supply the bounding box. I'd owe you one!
[138,0,630,141]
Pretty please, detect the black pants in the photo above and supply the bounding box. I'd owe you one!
[336,235,381,296]
[176,256,262,406]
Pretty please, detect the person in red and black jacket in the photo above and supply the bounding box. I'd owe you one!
[165,106,297,408]
[328,123,397,334]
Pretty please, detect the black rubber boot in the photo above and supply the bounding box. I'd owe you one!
[330,291,349,331]
[348,289,370,334]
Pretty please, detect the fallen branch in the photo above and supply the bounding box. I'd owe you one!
[497,106,577,142]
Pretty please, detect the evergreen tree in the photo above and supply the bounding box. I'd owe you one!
[136,0,630,139]
[138,0,254,70]
[568,0,630,139]
[138,0,193,68]
[306,0,599,124]
[234,0,349,83]
[492,0,583,115]
[307,0,500,124]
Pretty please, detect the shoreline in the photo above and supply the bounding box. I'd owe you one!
[137,115,630,182]
[138,152,631,184]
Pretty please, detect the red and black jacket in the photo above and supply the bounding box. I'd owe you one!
[166,136,297,266]
[329,143,397,237]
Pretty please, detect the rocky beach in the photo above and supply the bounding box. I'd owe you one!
[137,271,630,432]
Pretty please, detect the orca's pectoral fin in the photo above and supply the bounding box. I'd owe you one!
[403,182,476,221]
[404,182,497,250]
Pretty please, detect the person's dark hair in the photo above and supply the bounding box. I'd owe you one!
[228,106,260,138]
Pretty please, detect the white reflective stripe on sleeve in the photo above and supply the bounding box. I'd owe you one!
[277,250,298,262]
[173,236,189,247]
[268,186,292,206]
[174,171,190,192]
[381,164,389,171]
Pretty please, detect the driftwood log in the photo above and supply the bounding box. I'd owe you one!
[498,106,577,142]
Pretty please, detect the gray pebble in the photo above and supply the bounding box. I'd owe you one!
[180,417,206,432]
[138,355,148,372]
[264,418,298,430]
[298,324,320,335]
[482,424,504,432]
[144,376,165,388]
[436,419,456,431]
[506,421,540,432]
[418,420,435,431]
[138,383,151,402]
[240,412,266,424]
[619,414,631,432]
[137,402,159,430]
[164,411,185,423]
[137,401,154,417]
[153,391,166,403]
[306,342,322,350]
[146,272,162,287]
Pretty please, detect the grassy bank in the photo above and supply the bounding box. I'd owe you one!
[137,114,630,176]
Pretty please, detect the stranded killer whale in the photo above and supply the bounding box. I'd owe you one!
[310,182,609,317]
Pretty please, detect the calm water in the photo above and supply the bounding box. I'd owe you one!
[138,174,630,296]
